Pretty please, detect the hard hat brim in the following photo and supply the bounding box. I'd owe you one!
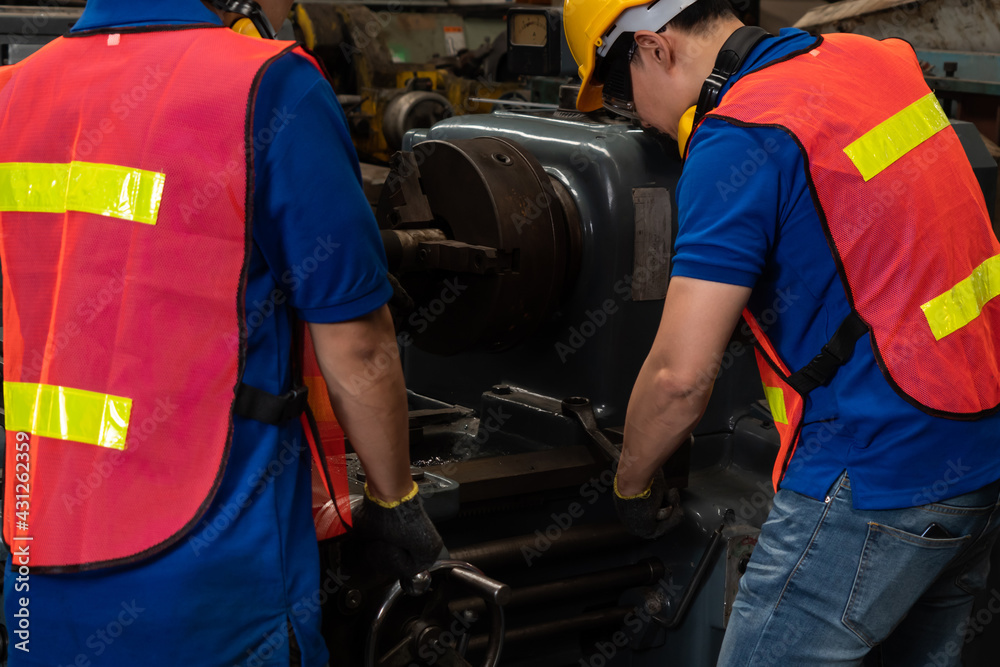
[576,76,604,112]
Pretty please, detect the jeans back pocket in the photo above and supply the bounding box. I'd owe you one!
[842,522,970,646]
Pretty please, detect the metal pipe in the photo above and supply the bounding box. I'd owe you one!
[449,559,665,615]
[466,607,632,652]
[653,512,731,629]
[449,523,641,572]
[468,98,560,110]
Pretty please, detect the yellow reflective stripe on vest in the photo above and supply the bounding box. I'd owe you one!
[762,384,789,424]
[3,382,132,450]
[843,92,950,181]
[921,254,1000,340]
[0,161,165,224]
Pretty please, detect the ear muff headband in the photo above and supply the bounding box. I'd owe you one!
[211,0,277,39]
[692,26,771,124]
[681,26,771,158]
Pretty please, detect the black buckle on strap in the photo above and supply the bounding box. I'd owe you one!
[233,382,310,425]
[786,312,868,396]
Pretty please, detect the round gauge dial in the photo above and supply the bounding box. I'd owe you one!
[510,13,548,47]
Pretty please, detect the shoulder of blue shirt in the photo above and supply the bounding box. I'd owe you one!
[671,28,821,289]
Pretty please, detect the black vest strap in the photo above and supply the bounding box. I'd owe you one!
[786,312,869,396]
[695,26,772,124]
[233,382,309,425]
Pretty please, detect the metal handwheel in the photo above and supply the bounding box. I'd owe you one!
[366,560,510,667]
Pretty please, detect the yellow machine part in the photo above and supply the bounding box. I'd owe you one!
[294,4,528,163]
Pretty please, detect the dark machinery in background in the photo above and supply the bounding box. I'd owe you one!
[293,2,560,163]
[290,0,759,165]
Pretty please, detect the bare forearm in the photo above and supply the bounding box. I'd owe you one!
[618,364,712,496]
[326,354,411,502]
[616,278,750,496]
[308,307,413,502]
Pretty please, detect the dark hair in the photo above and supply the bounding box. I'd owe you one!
[666,0,737,33]
[628,0,737,66]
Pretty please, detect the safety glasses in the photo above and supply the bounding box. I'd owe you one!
[595,34,641,121]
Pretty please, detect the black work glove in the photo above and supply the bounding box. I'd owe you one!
[353,482,445,588]
[613,469,684,539]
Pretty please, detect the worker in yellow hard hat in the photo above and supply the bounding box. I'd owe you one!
[565,1,1000,666]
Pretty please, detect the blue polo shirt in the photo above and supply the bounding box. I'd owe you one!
[675,28,1000,510]
[4,2,391,665]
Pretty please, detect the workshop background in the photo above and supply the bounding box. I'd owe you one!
[1,0,998,665]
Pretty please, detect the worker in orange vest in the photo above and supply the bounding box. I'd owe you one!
[0,1,441,665]
[565,0,1000,664]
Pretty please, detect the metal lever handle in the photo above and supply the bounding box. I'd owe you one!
[449,567,511,606]
[561,396,622,463]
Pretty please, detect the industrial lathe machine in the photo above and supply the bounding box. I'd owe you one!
[324,101,777,667]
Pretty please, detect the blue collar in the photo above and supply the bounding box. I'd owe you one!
[73,0,222,32]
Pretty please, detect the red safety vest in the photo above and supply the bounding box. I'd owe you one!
[694,33,1000,488]
[0,26,348,570]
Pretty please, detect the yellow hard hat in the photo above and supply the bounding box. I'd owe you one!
[564,0,696,112]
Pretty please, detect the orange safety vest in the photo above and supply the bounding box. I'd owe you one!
[695,33,1000,489]
[0,26,349,571]
[301,328,354,542]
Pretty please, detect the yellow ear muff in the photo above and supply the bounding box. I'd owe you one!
[677,105,697,158]
[231,17,262,38]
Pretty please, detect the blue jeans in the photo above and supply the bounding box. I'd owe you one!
[717,472,1000,666]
